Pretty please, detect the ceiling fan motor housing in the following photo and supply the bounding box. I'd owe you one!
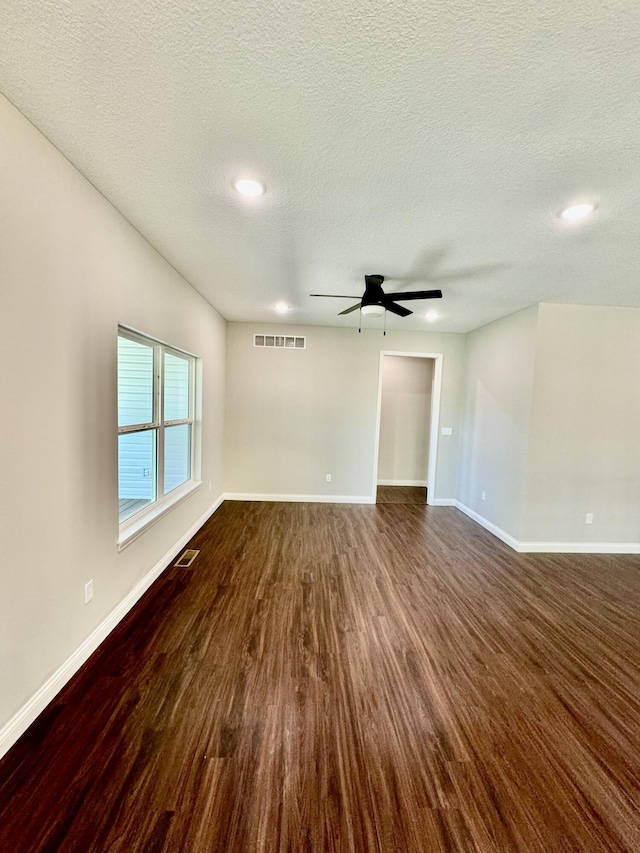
[362,274,385,309]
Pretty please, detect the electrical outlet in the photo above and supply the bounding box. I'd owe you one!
[143,468,150,478]
[586,513,593,524]
[481,491,486,501]
[84,580,94,604]
[326,474,332,482]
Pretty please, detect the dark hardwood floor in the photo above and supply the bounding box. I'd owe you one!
[1,501,639,852]
[376,485,427,504]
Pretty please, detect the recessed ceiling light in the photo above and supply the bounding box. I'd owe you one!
[274,303,289,313]
[559,202,596,220]
[233,177,265,197]
[424,311,439,322]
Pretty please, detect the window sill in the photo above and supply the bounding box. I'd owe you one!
[117,480,202,551]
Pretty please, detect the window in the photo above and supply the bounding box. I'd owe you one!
[117,328,199,543]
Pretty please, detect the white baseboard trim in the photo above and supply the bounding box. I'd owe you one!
[223,492,376,504]
[0,494,225,761]
[377,479,427,487]
[429,498,456,507]
[454,501,640,554]
[516,541,640,554]
[454,501,521,551]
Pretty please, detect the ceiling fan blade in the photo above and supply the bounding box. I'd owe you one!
[310,293,361,298]
[384,302,412,317]
[338,302,362,315]
[425,263,509,282]
[387,289,442,301]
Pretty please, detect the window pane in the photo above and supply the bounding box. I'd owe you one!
[164,424,191,494]
[118,430,157,522]
[118,337,154,427]
[164,352,190,421]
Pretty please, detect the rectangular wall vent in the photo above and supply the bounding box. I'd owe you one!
[254,334,306,349]
[174,549,199,568]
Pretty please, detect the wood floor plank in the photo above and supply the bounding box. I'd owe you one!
[1,501,639,851]
[376,485,427,504]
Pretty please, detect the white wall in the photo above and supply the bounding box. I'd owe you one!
[521,303,640,545]
[377,356,433,485]
[457,306,539,540]
[0,93,226,749]
[457,302,640,550]
[224,323,465,501]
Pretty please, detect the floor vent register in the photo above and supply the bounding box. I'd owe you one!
[174,549,200,568]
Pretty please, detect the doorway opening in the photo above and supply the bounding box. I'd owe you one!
[376,485,427,505]
[372,352,443,506]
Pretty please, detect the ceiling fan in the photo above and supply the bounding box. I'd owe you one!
[311,274,442,319]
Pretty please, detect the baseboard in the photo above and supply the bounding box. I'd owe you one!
[0,494,225,761]
[454,501,520,551]
[377,479,427,487]
[225,492,462,509]
[223,492,376,504]
[516,541,640,554]
[454,501,640,554]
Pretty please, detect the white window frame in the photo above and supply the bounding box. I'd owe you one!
[117,326,201,550]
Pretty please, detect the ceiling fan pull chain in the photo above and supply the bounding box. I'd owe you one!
[358,306,362,333]
[383,308,387,336]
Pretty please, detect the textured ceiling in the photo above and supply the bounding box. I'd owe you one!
[2,0,640,332]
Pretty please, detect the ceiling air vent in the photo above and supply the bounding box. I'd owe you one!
[254,334,306,349]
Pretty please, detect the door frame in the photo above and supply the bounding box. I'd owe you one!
[372,351,444,506]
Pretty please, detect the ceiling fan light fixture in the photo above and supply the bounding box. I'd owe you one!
[233,177,265,197]
[361,304,385,318]
[423,311,439,322]
[274,302,290,313]
[559,202,596,220]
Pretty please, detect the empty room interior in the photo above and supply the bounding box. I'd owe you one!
[0,2,639,851]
